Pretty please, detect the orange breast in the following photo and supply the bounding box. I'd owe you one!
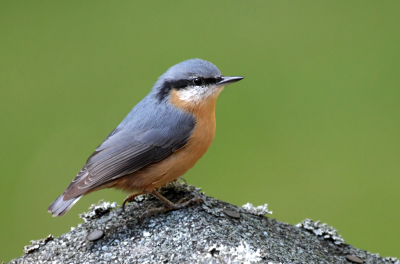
[112,88,223,193]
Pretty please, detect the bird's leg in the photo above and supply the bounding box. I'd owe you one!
[139,189,203,224]
[122,192,145,211]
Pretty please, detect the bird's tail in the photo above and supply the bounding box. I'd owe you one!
[48,194,83,217]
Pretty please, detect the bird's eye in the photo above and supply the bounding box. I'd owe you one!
[193,78,203,86]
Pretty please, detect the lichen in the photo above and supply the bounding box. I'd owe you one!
[242,203,272,216]
[79,200,118,222]
[296,218,345,245]
[24,234,54,254]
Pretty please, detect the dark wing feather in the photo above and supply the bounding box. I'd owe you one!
[62,123,195,200]
[48,93,195,217]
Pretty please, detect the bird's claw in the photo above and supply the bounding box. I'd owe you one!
[122,192,145,212]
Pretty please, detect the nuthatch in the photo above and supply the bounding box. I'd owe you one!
[48,59,243,217]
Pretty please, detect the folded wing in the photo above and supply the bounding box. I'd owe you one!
[48,101,195,216]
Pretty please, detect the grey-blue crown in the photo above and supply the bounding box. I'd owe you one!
[161,59,221,81]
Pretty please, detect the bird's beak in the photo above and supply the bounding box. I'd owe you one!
[216,76,244,86]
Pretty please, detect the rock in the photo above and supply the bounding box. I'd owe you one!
[10,182,399,264]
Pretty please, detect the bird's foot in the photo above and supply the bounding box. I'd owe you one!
[177,177,187,184]
[138,190,203,224]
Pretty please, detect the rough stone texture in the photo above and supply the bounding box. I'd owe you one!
[9,182,399,264]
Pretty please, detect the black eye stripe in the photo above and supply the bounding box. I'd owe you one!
[168,79,190,89]
[156,77,221,101]
[169,77,220,89]
[203,77,221,86]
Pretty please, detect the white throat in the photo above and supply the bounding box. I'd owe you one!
[176,85,223,103]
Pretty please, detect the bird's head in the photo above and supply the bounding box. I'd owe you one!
[154,59,243,106]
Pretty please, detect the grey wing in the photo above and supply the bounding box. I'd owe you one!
[61,120,195,200]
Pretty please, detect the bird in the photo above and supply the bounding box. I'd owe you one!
[48,58,243,217]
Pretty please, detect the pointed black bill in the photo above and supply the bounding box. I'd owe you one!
[216,76,244,86]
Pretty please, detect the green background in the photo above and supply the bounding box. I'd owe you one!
[1,1,399,262]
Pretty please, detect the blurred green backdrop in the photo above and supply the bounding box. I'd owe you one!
[1,1,399,262]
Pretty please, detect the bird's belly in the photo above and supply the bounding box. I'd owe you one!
[114,89,219,193]
[114,117,216,192]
